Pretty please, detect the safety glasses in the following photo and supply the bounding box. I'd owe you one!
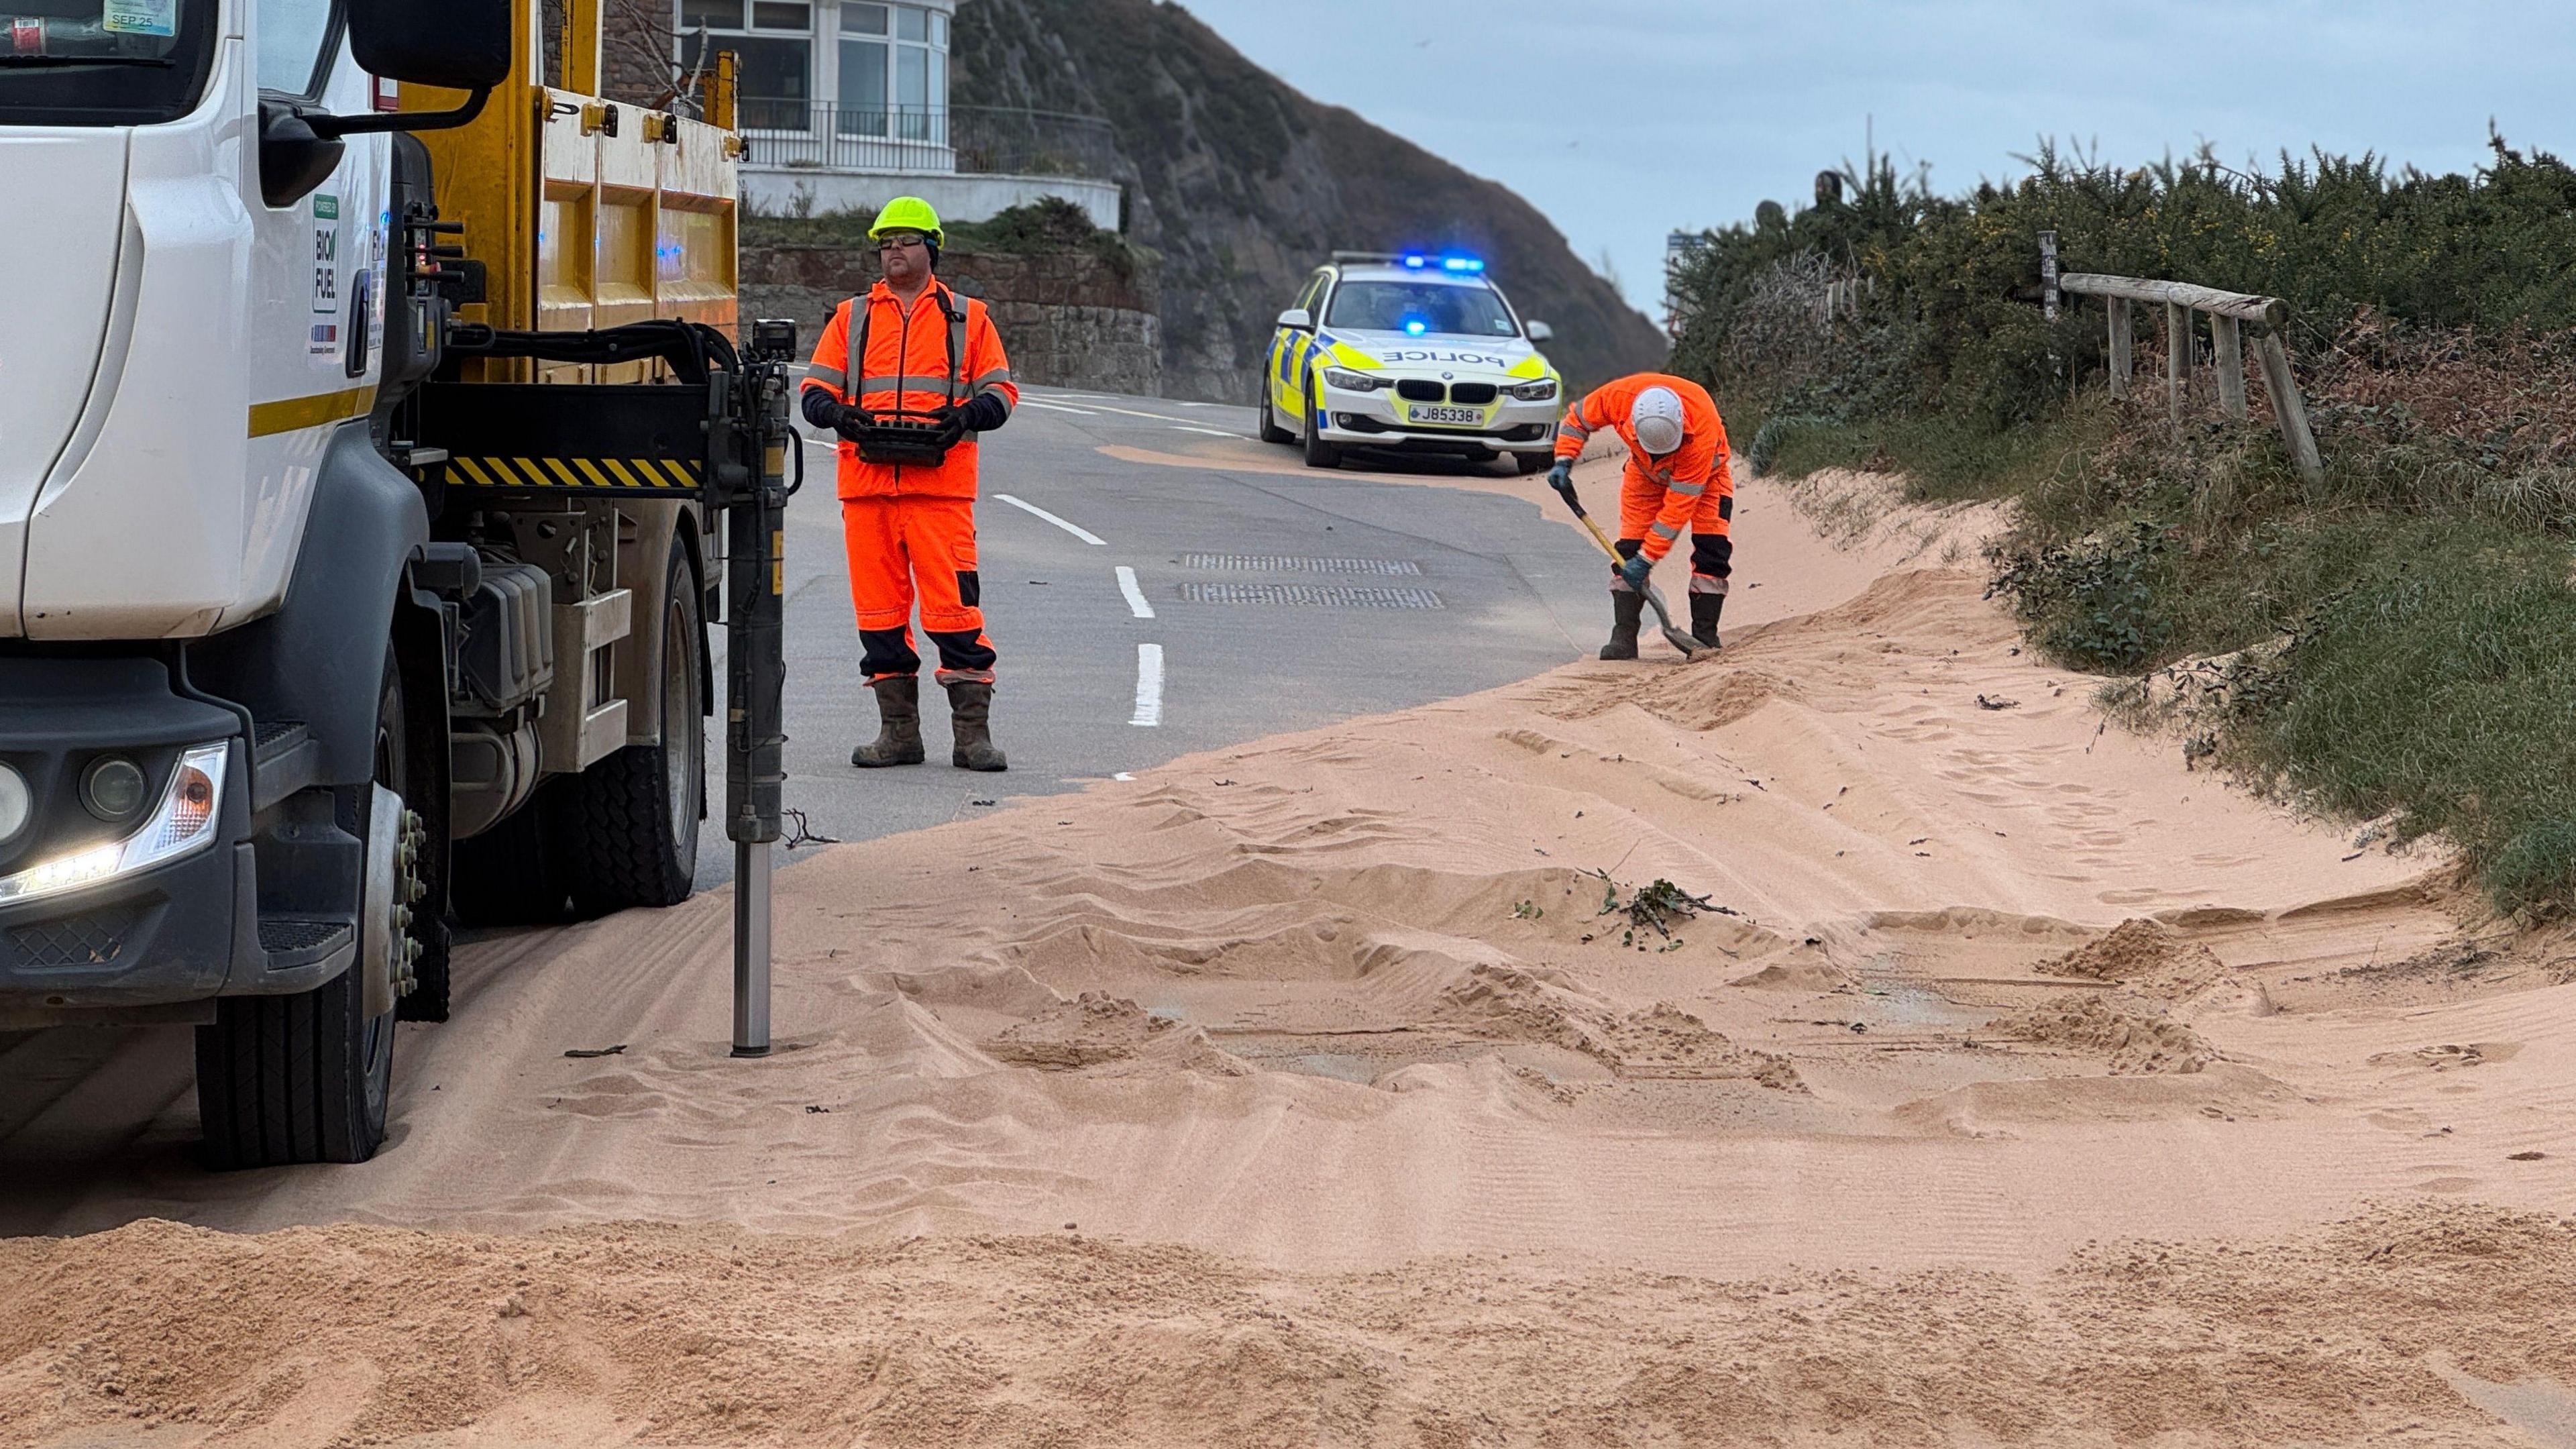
[875,233,928,252]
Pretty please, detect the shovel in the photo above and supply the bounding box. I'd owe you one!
[1555,486,1706,659]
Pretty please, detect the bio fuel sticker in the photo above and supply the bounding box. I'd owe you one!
[310,194,342,355]
[102,0,177,37]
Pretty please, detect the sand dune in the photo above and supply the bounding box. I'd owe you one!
[7,462,2575,1446]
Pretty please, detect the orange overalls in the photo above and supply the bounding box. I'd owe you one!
[1554,372,1734,596]
[802,280,1020,682]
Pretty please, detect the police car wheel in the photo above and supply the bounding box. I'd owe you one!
[1257,386,1292,445]
[1514,451,1549,476]
[1300,383,1343,469]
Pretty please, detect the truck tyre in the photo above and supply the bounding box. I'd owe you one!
[1301,380,1343,469]
[558,537,704,914]
[196,653,407,1168]
[1257,382,1292,444]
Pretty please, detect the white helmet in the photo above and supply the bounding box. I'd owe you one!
[1629,386,1686,456]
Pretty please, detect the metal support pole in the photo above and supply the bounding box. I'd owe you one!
[733,833,771,1050]
[2210,314,2247,420]
[723,368,791,1058]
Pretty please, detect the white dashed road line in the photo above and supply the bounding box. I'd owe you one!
[1114,566,1156,619]
[1063,400,1214,425]
[1018,399,1100,415]
[1131,643,1165,727]
[1169,425,1239,438]
[992,492,1108,545]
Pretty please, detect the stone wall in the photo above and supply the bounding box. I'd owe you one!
[743,245,1161,396]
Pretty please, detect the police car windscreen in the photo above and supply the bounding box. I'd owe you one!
[1326,282,1519,337]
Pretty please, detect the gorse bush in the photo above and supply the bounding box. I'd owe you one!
[1672,136,2576,914]
[1670,134,2576,433]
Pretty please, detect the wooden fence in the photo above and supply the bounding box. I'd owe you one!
[2041,240,2324,484]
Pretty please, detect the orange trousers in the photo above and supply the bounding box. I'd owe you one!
[841,495,997,683]
[1615,473,1734,596]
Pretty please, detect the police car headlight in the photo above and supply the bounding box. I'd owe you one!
[1321,368,1385,392]
[1505,378,1560,402]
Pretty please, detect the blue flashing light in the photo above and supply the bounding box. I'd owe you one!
[1442,256,1485,274]
[1403,318,1428,336]
[1401,253,1428,268]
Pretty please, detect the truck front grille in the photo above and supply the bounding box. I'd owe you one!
[10,906,141,970]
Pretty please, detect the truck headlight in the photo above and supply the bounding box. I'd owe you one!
[81,756,148,823]
[0,764,28,845]
[1322,368,1386,392]
[1505,378,1560,402]
[0,743,228,907]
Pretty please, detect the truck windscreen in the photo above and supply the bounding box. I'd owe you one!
[2,2,216,127]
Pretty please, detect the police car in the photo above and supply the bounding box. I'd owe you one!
[1258,252,1562,473]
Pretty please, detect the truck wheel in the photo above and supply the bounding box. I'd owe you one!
[1301,381,1343,469]
[559,536,704,914]
[197,654,406,1168]
[1257,382,1292,444]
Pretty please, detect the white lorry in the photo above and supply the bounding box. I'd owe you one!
[0,0,792,1166]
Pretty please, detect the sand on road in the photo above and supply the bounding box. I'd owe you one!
[6,458,2575,1447]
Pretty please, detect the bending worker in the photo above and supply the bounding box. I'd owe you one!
[1546,373,1733,657]
[800,197,1019,771]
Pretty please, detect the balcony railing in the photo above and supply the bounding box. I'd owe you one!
[738,102,1120,180]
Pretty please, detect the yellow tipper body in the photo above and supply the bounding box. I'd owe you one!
[402,1,741,383]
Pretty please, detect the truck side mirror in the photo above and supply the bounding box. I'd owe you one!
[347,0,513,91]
[1525,320,1554,343]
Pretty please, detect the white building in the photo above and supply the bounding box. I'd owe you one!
[673,0,1122,227]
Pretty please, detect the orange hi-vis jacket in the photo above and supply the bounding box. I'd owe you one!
[801,279,1018,500]
[1553,372,1732,564]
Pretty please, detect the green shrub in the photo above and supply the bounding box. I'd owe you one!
[2225,525,2576,915]
[1673,134,2576,912]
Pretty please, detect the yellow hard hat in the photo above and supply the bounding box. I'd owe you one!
[868,196,944,242]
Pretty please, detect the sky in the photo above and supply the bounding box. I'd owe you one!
[1170,0,2576,323]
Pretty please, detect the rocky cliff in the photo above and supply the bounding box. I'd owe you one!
[954,0,1667,402]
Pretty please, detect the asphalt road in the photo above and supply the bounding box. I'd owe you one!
[694,382,1615,885]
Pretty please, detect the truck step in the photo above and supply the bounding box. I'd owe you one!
[250,721,321,814]
[257,915,352,970]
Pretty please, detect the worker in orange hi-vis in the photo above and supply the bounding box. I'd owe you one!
[1544,373,1733,658]
[800,197,1020,772]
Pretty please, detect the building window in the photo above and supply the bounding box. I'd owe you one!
[680,0,947,142]
[678,0,814,130]
[837,2,944,140]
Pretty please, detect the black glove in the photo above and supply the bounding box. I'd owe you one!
[798,386,845,433]
[923,406,969,447]
[834,408,875,443]
[958,391,1011,434]
[1546,458,1578,504]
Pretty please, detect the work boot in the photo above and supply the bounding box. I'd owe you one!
[1690,591,1725,651]
[945,680,1009,772]
[851,676,927,767]
[1599,590,1644,660]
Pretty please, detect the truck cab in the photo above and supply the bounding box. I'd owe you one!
[0,0,761,1166]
